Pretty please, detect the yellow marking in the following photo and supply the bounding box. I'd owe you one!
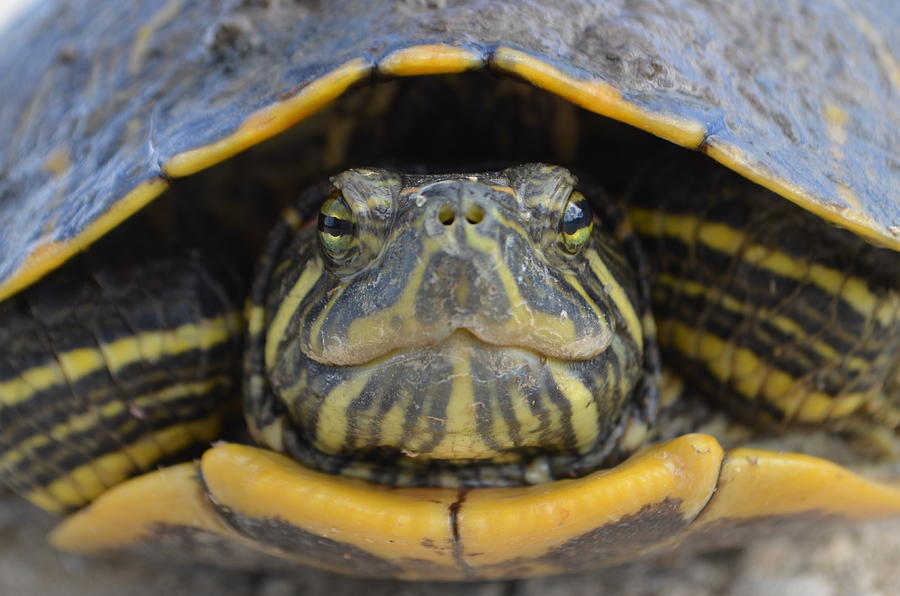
[585,248,643,350]
[0,361,66,407]
[705,142,900,251]
[698,220,744,254]
[200,444,460,579]
[465,225,598,358]
[688,447,900,532]
[312,370,376,455]
[265,259,323,369]
[165,59,371,177]
[653,273,874,371]
[429,338,494,459]
[1,377,231,469]
[829,393,865,419]
[796,391,835,423]
[0,178,169,302]
[492,47,706,149]
[51,462,238,551]
[631,207,898,326]
[661,319,872,422]
[459,434,722,573]
[57,348,105,384]
[629,206,698,249]
[378,44,484,76]
[379,385,416,454]
[247,304,266,336]
[547,361,600,451]
[54,439,900,579]
[27,413,222,513]
[0,314,238,407]
[271,259,294,278]
[320,233,435,365]
[42,145,71,177]
[129,0,183,75]
[282,207,304,231]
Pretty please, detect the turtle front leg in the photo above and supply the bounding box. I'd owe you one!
[0,252,243,513]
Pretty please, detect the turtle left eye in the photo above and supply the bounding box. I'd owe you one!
[317,192,357,260]
[559,191,594,253]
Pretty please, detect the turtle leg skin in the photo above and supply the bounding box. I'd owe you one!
[628,162,900,435]
[0,250,243,513]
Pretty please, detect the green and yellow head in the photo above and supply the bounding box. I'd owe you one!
[246,164,657,486]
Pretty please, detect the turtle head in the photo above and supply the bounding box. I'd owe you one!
[249,164,653,485]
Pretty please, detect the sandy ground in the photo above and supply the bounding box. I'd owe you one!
[2,492,899,596]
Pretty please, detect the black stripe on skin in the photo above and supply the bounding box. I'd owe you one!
[0,251,242,501]
[418,371,454,455]
[542,378,578,451]
[0,345,237,448]
[495,374,523,449]
[648,239,870,354]
[11,395,229,490]
[470,356,503,454]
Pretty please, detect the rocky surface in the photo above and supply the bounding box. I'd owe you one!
[2,493,899,596]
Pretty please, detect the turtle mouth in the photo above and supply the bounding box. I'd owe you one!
[303,314,615,368]
[356,327,558,367]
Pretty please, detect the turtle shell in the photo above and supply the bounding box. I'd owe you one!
[1,0,899,581]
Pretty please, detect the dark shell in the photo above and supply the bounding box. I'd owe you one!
[0,0,897,299]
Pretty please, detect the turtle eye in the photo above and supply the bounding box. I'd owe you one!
[317,192,356,260]
[559,191,594,253]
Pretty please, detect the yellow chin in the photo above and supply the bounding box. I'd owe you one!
[50,434,900,580]
[289,327,637,464]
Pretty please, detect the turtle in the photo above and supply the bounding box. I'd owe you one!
[0,0,899,582]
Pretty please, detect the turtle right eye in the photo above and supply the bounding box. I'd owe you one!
[559,190,594,253]
[317,193,357,260]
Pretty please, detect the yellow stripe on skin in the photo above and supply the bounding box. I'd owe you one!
[165,59,371,177]
[547,360,600,451]
[630,207,899,327]
[264,258,324,370]
[311,368,376,455]
[50,462,237,551]
[0,313,240,407]
[584,247,643,350]
[26,412,223,513]
[1,377,231,469]
[429,337,494,459]
[492,47,706,149]
[200,444,461,579]
[705,142,900,251]
[0,178,169,303]
[652,273,868,369]
[462,224,587,353]
[457,434,723,571]
[660,318,865,423]
[378,44,484,76]
[688,448,900,530]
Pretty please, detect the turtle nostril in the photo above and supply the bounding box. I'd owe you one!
[438,205,456,225]
[465,205,485,224]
